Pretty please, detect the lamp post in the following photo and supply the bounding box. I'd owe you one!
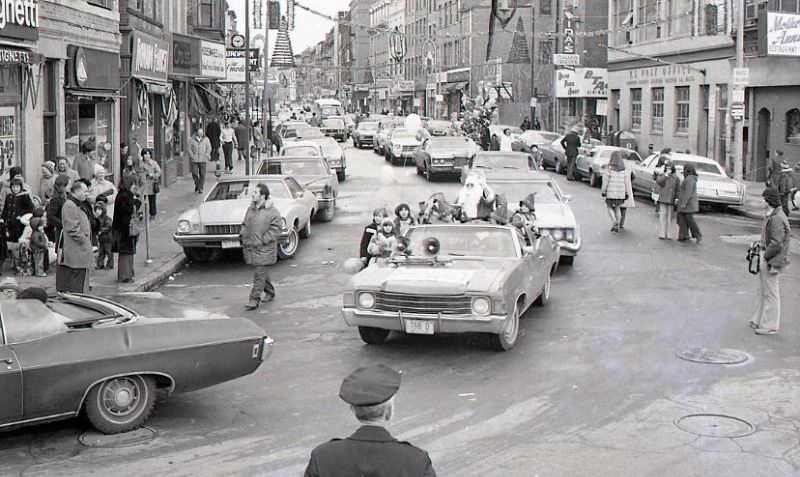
[244,0,252,175]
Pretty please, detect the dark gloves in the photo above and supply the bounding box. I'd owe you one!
[625,194,629,201]
[601,192,606,198]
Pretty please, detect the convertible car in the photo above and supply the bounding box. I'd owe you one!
[414,136,479,181]
[173,175,316,263]
[258,156,338,222]
[0,288,271,434]
[342,223,558,351]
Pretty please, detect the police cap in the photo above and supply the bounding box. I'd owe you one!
[339,364,401,406]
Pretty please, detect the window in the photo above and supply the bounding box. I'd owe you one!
[198,0,214,28]
[538,40,552,64]
[631,88,642,131]
[88,0,113,8]
[651,87,665,132]
[43,61,57,163]
[787,109,800,143]
[674,86,690,133]
[130,0,162,22]
[540,0,552,14]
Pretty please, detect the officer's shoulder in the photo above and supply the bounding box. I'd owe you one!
[395,439,430,454]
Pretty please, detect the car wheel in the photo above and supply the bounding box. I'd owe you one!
[416,163,423,175]
[554,160,563,175]
[535,273,551,306]
[320,202,335,222]
[492,302,520,351]
[278,227,299,260]
[424,163,433,181]
[85,375,156,434]
[337,170,346,182]
[358,326,390,345]
[589,171,598,187]
[559,255,575,266]
[385,151,391,162]
[299,216,312,239]
[183,247,219,263]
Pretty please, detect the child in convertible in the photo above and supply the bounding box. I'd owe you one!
[511,194,538,237]
[367,218,398,261]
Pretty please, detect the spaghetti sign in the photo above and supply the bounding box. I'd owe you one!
[0,0,39,41]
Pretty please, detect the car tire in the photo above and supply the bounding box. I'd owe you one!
[85,375,156,434]
[424,163,433,181]
[358,326,390,345]
[492,302,520,351]
[183,247,219,263]
[559,255,575,266]
[535,274,551,306]
[554,160,563,175]
[299,216,312,239]
[278,227,299,260]
[337,170,346,182]
[589,171,599,187]
[320,202,335,222]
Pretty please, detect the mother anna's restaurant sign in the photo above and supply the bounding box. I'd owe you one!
[767,12,800,57]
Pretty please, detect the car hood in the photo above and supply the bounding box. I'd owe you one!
[533,203,577,229]
[182,198,292,224]
[430,147,474,157]
[350,259,511,294]
[697,174,739,189]
[482,170,539,180]
[392,138,421,146]
[297,175,332,191]
[107,293,231,321]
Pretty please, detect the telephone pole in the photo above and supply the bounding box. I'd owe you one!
[731,0,745,181]
[244,0,252,175]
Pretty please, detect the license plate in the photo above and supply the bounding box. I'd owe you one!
[404,319,434,335]
[221,240,239,249]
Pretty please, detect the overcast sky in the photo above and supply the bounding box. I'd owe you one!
[228,0,352,57]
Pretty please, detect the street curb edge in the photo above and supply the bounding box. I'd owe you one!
[119,253,188,293]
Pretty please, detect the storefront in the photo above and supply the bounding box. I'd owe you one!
[555,67,608,137]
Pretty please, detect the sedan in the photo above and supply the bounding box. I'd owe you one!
[0,287,271,434]
[372,124,392,155]
[414,136,479,181]
[352,121,380,148]
[174,175,316,263]
[280,141,324,158]
[303,135,348,181]
[515,130,561,159]
[384,128,421,165]
[320,117,348,142]
[460,151,539,183]
[487,176,581,265]
[632,152,746,206]
[258,156,338,222]
[538,136,602,174]
[576,146,642,187]
[425,119,453,137]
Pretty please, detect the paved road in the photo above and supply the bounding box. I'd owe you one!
[2,143,799,477]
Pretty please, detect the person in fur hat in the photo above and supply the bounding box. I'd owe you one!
[393,203,417,237]
[367,218,398,261]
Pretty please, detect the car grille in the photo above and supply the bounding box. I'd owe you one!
[374,292,472,315]
[204,224,241,235]
[401,145,416,154]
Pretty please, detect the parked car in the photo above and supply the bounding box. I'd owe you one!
[487,176,581,265]
[258,156,338,222]
[304,135,348,181]
[174,175,316,263]
[341,223,558,350]
[413,136,478,181]
[460,151,539,183]
[319,116,348,142]
[516,130,561,158]
[424,119,453,137]
[538,135,602,175]
[632,152,746,206]
[0,287,272,434]
[576,146,642,187]
[384,128,422,165]
[352,121,380,148]
[279,141,324,158]
[372,124,393,155]
[273,121,318,152]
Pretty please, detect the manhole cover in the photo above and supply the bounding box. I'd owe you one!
[675,414,755,438]
[676,348,751,365]
[79,426,157,448]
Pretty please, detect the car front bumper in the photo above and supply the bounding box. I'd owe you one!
[173,230,291,249]
[556,236,581,255]
[342,308,508,335]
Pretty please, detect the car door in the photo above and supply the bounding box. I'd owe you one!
[0,341,23,423]
[632,155,657,193]
[285,177,314,221]
[415,139,429,168]
[576,149,594,176]
[519,235,546,307]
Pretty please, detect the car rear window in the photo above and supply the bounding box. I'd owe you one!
[207,180,290,201]
[282,146,320,156]
[358,122,379,131]
[322,119,345,128]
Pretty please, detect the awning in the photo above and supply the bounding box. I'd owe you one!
[65,89,124,100]
[137,79,171,95]
[446,81,468,93]
[190,84,212,115]
[195,83,225,102]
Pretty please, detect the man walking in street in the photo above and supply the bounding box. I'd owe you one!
[304,364,436,477]
[235,118,251,163]
[205,117,222,163]
[777,157,794,217]
[56,181,93,293]
[749,187,791,335]
[241,183,282,310]
[560,128,581,181]
[188,128,211,194]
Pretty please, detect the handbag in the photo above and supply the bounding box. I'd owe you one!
[129,213,142,237]
[152,179,160,194]
[746,241,761,275]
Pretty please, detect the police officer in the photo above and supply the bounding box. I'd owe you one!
[304,364,436,477]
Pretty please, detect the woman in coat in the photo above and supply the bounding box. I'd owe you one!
[3,178,35,243]
[112,175,142,283]
[654,161,681,239]
[45,175,70,247]
[600,155,631,232]
[140,148,161,221]
[677,163,702,243]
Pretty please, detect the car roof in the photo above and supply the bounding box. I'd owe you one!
[216,174,289,182]
[267,155,325,162]
[283,141,321,148]
[593,146,638,153]
[476,151,529,157]
[658,152,718,164]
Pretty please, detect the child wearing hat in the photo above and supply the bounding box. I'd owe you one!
[93,202,114,270]
[367,218,398,261]
[29,217,49,277]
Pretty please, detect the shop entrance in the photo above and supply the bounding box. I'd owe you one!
[755,108,771,182]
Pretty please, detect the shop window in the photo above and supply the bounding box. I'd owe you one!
[787,109,800,144]
[65,101,114,174]
[651,87,664,132]
[88,0,113,8]
[631,88,642,131]
[540,0,552,14]
[674,86,690,133]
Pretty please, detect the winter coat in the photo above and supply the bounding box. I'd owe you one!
[0,180,31,213]
[205,121,222,148]
[45,195,66,242]
[141,158,162,196]
[394,217,416,237]
[655,173,681,205]
[778,168,794,194]
[368,232,397,258]
[74,153,97,181]
[60,197,93,269]
[2,191,35,242]
[112,189,141,255]
[762,207,791,270]
[560,132,581,156]
[96,215,113,244]
[677,175,699,213]
[189,136,212,163]
[620,170,636,208]
[359,222,379,260]
[601,170,629,200]
[240,201,282,266]
[40,165,56,201]
[235,123,250,148]
[30,229,48,252]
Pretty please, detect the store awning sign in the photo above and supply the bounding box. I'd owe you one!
[172,33,201,76]
[200,40,226,79]
[0,46,31,64]
[556,68,608,98]
[0,0,39,41]
[131,32,169,83]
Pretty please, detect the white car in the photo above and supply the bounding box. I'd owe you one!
[576,146,642,187]
[303,135,348,181]
[280,141,324,158]
[384,128,421,165]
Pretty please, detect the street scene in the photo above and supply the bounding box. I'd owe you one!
[0,1,799,476]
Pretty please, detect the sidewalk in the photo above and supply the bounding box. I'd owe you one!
[6,159,244,295]
[729,181,800,226]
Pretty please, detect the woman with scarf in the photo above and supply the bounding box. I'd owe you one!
[2,178,34,273]
[112,175,142,283]
[601,154,631,233]
[393,203,416,237]
[677,163,702,243]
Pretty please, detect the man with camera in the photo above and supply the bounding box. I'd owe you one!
[748,187,791,335]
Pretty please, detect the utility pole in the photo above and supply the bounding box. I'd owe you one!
[262,1,270,154]
[731,0,745,181]
[530,1,536,126]
[244,0,252,175]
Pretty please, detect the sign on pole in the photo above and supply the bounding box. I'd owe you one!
[553,54,580,66]
[732,67,749,85]
[731,103,744,119]
[731,84,745,104]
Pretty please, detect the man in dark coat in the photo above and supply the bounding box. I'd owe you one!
[676,163,702,243]
[235,118,251,163]
[205,117,222,163]
[560,129,581,181]
[56,182,93,293]
[241,182,282,310]
[305,364,436,477]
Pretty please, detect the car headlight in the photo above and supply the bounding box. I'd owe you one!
[281,217,287,229]
[564,229,575,242]
[552,229,565,241]
[393,144,401,153]
[471,297,491,316]
[177,219,192,233]
[357,291,375,309]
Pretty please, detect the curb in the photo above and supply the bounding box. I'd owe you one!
[119,253,188,293]
[728,206,800,226]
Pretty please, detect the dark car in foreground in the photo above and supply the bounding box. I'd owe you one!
[0,288,272,434]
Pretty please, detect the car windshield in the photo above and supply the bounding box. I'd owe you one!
[206,180,289,201]
[268,160,327,176]
[322,118,344,128]
[359,122,379,131]
[282,146,320,156]
[295,127,324,139]
[521,131,560,143]
[429,138,471,151]
[1,300,68,344]
[488,181,562,204]
[391,128,413,139]
[673,160,725,175]
[320,105,343,117]
[473,153,529,170]
[404,226,517,258]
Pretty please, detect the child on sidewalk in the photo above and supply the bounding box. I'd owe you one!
[94,202,113,270]
[29,217,48,277]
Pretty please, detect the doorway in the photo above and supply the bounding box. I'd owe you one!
[756,107,770,182]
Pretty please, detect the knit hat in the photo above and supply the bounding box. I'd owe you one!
[29,217,43,229]
[762,187,782,207]
[32,207,45,218]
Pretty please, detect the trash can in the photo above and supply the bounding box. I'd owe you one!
[618,131,638,152]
